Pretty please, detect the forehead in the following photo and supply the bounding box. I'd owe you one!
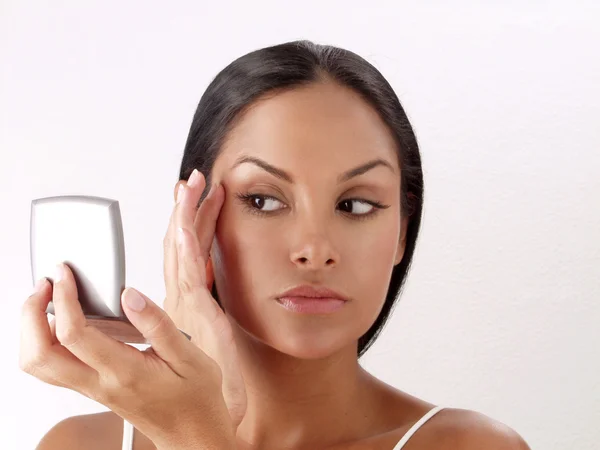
[213,81,399,176]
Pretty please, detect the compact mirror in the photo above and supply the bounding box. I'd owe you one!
[30,195,147,344]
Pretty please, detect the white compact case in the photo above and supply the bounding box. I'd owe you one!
[30,195,147,344]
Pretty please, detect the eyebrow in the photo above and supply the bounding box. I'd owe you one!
[230,155,395,183]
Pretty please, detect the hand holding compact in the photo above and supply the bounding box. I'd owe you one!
[19,169,246,449]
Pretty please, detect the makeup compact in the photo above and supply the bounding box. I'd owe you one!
[30,195,148,344]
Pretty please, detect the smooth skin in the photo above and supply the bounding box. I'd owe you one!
[31,80,530,449]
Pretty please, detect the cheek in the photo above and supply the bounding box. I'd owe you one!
[342,216,401,327]
[210,215,289,344]
[210,205,284,305]
[218,217,284,270]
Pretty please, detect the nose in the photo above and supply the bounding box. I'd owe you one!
[289,219,340,270]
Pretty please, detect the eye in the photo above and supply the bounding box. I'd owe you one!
[338,199,375,215]
[235,192,390,220]
[235,193,286,216]
[337,198,390,221]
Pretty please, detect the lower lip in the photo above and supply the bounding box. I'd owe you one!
[276,296,346,314]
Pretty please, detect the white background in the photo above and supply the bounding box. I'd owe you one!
[2,1,599,449]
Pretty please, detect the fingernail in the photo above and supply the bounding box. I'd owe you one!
[125,288,146,312]
[177,184,185,203]
[54,264,64,283]
[33,278,47,294]
[188,169,201,188]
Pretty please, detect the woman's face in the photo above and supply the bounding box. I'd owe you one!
[208,81,408,359]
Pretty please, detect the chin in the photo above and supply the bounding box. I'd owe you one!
[252,325,355,360]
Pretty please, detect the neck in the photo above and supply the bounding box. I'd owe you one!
[230,322,380,449]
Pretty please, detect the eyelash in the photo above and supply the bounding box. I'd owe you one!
[234,192,391,221]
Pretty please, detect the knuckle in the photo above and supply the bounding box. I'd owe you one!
[56,325,82,347]
[178,278,194,294]
[177,269,205,296]
[144,313,172,339]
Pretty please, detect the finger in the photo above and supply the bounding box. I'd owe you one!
[121,287,206,376]
[164,202,181,307]
[21,279,54,348]
[19,278,97,390]
[177,169,207,240]
[52,263,142,373]
[193,183,221,291]
[175,227,247,425]
[49,316,58,345]
[176,226,221,325]
[164,170,207,307]
[163,208,179,306]
[194,182,224,263]
[176,170,208,264]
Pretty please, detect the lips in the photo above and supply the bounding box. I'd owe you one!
[277,285,349,301]
[276,285,349,314]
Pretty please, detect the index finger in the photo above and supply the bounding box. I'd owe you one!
[176,169,206,233]
[164,169,207,304]
[194,182,224,263]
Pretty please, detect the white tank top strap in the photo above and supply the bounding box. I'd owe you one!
[123,419,134,450]
[392,405,445,450]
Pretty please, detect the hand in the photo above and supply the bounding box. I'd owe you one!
[163,169,247,429]
[19,169,246,449]
[19,264,234,449]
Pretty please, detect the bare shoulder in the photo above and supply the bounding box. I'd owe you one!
[386,407,531,450]
[361,373,530,449]
[448,408,530,449]
[36,411,156,450]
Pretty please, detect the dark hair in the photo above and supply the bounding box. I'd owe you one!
[178,40,424,358]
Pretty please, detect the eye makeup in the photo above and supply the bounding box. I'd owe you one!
[234,191,390,222]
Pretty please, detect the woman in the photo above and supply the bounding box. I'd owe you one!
[21,40,530,449]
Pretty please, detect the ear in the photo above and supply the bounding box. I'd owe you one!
[394,216,410,266]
